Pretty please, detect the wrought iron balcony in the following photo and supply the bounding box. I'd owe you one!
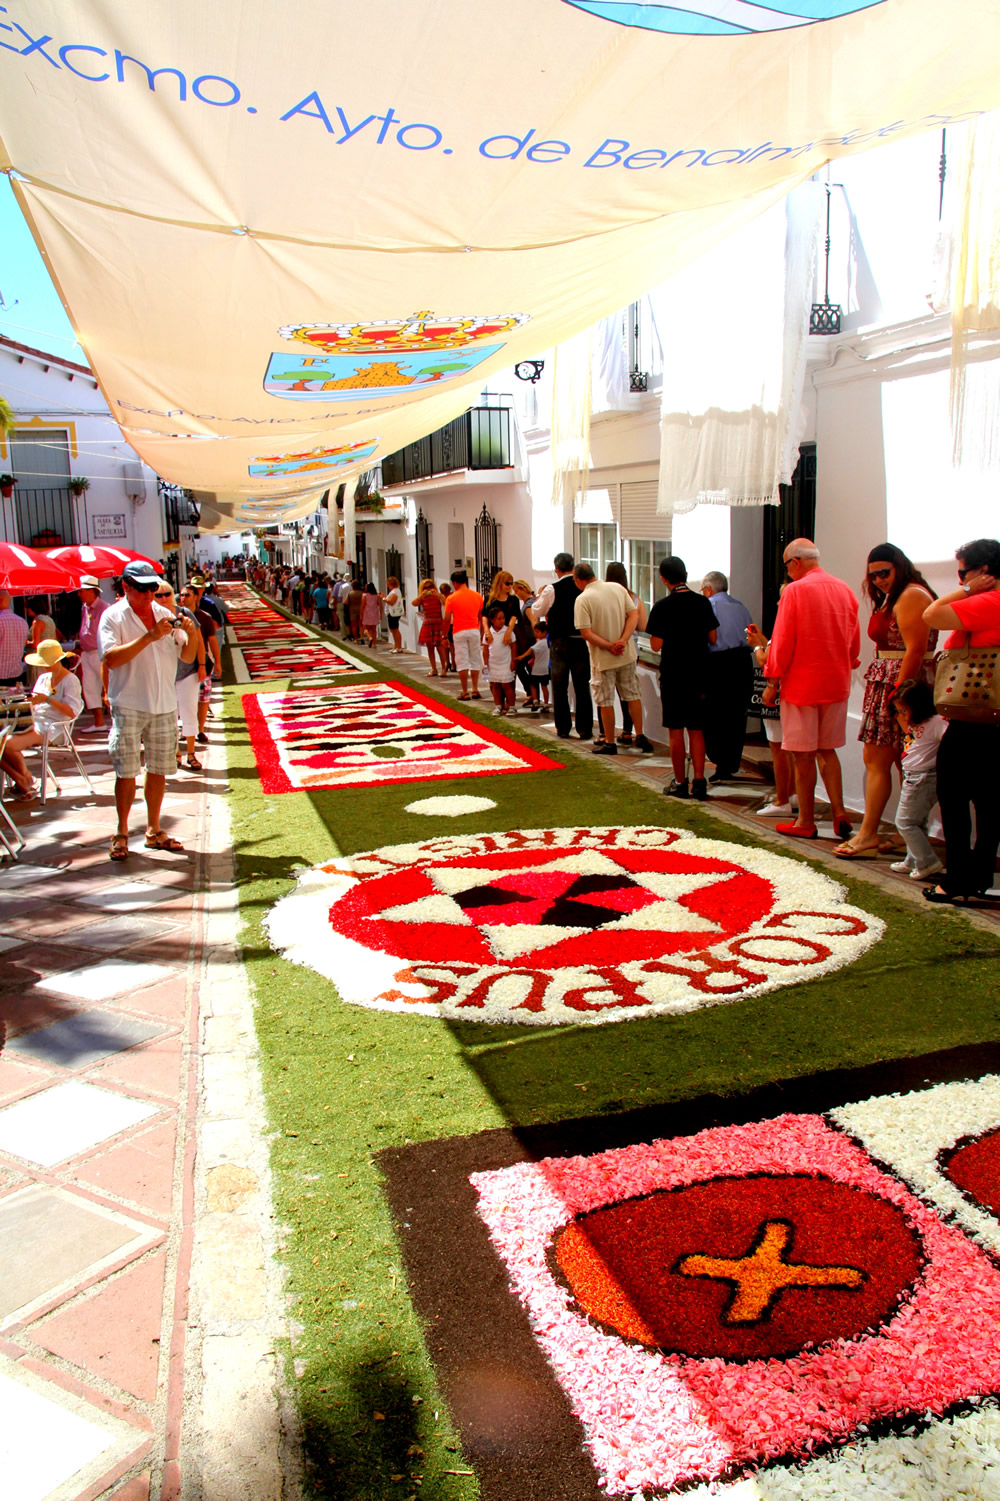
[380,405,512,488]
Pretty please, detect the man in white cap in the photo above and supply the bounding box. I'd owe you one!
[99,559,198,860]
[76,574,108,731]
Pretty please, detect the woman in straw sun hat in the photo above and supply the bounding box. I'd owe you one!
[0,638,83,799]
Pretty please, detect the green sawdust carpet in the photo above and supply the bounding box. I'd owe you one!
[222,617,1000,1501]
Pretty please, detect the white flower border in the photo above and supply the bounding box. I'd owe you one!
[265,826,885,1026]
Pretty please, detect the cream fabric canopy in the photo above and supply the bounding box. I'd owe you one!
[1,1,998,527]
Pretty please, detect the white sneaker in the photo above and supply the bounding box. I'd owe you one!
[910,859,944,881]
[756,801,794,818]
[890,859,914,874]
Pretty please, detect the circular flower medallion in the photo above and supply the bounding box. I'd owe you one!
[552,1174,924,1361]
[266,826,884,1025]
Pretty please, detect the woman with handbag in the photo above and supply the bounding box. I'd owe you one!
[922,537,1000,905]
[833,544,937,859]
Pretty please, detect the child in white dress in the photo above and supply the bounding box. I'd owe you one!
[483,605,517,716]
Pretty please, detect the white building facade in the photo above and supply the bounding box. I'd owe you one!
[0,333,168,564]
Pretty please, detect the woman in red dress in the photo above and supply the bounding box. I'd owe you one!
[416,578,448,676]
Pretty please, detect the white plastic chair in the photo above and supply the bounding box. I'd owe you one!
[35,716,95,806]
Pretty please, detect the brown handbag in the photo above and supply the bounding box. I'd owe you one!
[933,635,1000,723]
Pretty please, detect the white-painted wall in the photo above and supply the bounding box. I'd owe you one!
[807,313,1000,813]
[377,475,534,650]
[0,337,164,556]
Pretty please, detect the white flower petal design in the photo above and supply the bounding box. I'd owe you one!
[266,827,885,1026]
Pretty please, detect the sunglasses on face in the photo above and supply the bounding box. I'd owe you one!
[868,567,893,582]
[957,567,977,581]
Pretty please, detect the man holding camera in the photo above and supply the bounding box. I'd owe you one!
[99,560,198,861]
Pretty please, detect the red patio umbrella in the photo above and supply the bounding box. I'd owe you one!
[0,542,85,595]
[44,544,164,578]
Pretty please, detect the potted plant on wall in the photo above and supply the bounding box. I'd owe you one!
[0,474,16,498]
[67,476,91,496]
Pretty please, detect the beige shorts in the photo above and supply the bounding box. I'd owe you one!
[452,628,481,673]
[591,661,639,709]
[780,699,848,753]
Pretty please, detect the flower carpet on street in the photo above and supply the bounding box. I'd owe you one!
[226,617,314,645]
[232,640,371,682]
[243,681,562,791]
[379,1061,1000,1501]
[223,601,1000,1501]
[267,825,883,1024]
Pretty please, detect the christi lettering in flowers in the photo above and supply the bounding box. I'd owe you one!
[264,310,529,402]
[265,826,884,1024]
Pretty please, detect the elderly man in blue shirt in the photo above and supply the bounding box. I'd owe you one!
[701,570,754,783]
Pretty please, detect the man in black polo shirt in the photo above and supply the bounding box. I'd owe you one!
[528,552,593,741]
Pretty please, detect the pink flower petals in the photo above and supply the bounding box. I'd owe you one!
[472,1113,1000,1495]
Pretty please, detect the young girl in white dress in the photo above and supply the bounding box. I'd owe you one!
[483,604,517,716]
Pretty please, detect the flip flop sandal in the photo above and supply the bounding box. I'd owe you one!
[185,756,203,771]
[145,832,185,852]
[470,691,483,699]
[832,843,879,859]
[109,834,130,861]
[458,693,471,701]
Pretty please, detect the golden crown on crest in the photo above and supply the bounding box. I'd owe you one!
[278,310,529,356]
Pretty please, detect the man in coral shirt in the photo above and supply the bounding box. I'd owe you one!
[443,569,484,700]
[763,539,860,840]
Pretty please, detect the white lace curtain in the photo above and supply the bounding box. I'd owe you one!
[549,326,594,509]
[950,111,1000,467]
[655,184,823,516]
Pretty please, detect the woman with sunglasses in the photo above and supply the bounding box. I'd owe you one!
[834,543,937,860]
[920,538,1000,904]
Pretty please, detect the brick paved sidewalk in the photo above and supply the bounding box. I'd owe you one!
[0,710,294,1500]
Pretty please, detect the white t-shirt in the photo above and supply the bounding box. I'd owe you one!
[32,669,83,734]
[531,640,551,675]
[98,599,182,716]
[902,715,947,776]
[384,588,402,616]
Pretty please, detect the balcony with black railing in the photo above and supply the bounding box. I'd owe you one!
[159,480,200,546]
[380,403,512,488]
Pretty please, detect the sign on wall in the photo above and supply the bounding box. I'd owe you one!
[91,513,127,540]
[0,2,998,524]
